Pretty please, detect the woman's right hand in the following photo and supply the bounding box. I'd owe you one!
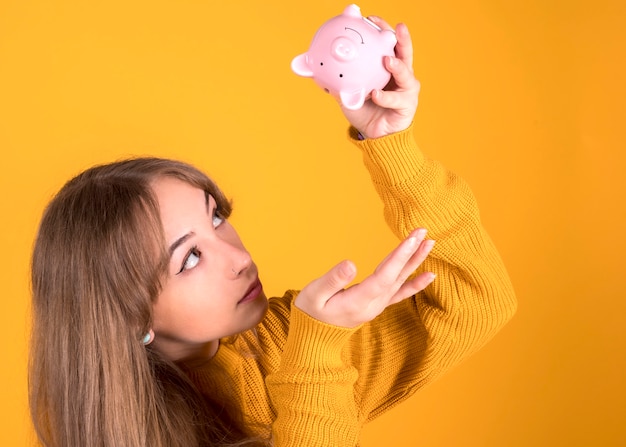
[294,229,436,328]
[339,19,420,139]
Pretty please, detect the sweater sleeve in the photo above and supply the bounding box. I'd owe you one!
[346,124,518,422]
[264,294,361,447]
[186,294,362,447]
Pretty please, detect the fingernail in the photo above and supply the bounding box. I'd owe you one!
[427,273,436,284]
[424,239,435,250]
[342,261,356,277]
[416,228,427,239]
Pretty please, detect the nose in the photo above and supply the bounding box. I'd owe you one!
[215,230,252,279]
[231,253,252,278]
[331,36,358,62]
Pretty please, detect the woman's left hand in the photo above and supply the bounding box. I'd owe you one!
[341,18,421,139]
[294,228,435,328]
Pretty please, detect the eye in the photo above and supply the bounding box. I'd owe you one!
[212,208,225,228]
[177,246,201,274]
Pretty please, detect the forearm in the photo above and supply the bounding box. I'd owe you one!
[348,124,517,418]
[352,123,516,327]
[265,304,361,447]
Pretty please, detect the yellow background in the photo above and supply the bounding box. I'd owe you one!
[1,0,624,445]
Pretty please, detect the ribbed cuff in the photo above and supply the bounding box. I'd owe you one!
[280,304,359,372]
[348,123,426,187]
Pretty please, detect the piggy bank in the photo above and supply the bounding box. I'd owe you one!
[291,4,397,110]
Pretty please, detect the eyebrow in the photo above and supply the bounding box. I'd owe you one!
[167,193,213,257]
[169,232,195,257]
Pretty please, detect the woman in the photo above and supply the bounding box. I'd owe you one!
[29,18,516,447]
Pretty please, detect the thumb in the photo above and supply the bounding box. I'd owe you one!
[323,260,357,295]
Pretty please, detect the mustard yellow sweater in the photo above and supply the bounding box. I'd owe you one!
[187,125,517,446]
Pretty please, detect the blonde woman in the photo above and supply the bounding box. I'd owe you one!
[29,18,516,447]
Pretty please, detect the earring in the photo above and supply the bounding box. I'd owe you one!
[142,330,154,345]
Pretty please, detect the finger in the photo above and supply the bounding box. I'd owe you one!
[370,55,420,109]
[372,229,426,283]
[388,271,437,305]
[373,228,426,271]
[398,237,435,280]
[393,23,414,71]
[300,260,357,308]
[384,55,420,92]
[372,229,434,292]
[372,62,420,111]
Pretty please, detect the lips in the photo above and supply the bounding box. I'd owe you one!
[238,277,263,304]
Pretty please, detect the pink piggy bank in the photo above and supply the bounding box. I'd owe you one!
[291,4,397,110]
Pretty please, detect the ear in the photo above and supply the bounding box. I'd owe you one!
[142,329,155,345]
[291,53,314,77]
[340,88,367,110]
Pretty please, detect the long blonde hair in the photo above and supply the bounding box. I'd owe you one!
[30,157,263,446]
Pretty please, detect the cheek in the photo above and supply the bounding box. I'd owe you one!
[154,270,226,325]
[152,283,196,327]
[153,291,218,340]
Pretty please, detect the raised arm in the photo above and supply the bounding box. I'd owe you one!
[347,18,517,421]
[265,15,516,443]
[293,17,517,423]
[349,123,517,421]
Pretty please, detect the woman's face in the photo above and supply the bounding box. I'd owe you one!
[150,176,268,363]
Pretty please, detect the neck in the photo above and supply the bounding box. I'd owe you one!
[152,337,220,367]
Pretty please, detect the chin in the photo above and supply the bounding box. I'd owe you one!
[240,293,269,333]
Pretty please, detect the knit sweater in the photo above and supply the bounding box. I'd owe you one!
[187,124,517,446]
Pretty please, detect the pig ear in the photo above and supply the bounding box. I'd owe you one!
[340,88,367,110]
[343,4,362,18]
[291,54,314,77]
